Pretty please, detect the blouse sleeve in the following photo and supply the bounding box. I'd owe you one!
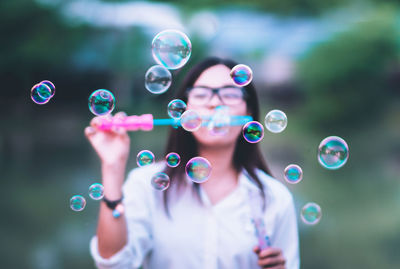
[272,193,300,269]
[90,168,154,269]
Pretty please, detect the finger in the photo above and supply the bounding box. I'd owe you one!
[112,112,127,135]
[262,265,285,269]
[253,246,260,254]
[111,126,127,136]
[114,111,127,119]
[259,248,282,259]
[84,126,96,137]
[258,256,286,267]
[90,117,103,129]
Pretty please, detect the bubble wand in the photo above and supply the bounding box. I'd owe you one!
[248,189,271,250]
[94,114,253,131]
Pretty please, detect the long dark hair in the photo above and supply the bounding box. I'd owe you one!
[162,57,272,216]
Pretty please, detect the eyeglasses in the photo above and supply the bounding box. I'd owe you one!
[187,86,246,106]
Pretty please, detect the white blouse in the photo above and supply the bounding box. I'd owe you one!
[90,163,300,269]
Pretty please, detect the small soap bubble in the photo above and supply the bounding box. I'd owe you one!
[39,80,56,98]
[207,106,231,136]
[136,150,155,167]
[284,164,303,184]
[145,65,172,94]
[243,121,264,143]
[168,99,187,119]
[151,172,170,191]
[265,110,287,133]
[70,195,86,212]
[88,183,104,200]
[166,152,181,167]
[301,202,322,225]
[185,156,212,183]
[31,83,51,105]
[152,29,192,70]
[180,110,202,132]
[318,136,349,170]
[88,89,115,116]
[230,64,253,86]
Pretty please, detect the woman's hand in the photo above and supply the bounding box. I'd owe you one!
[84,112,130,167]
[253,246,286,269]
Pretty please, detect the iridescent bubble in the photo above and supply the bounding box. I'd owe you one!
[265,110,287,133]
[151,172,170,191]
[70,195,86,212]
[152,29,192,70]
[301,202,322,225]
[207,106,231,136]
[284,164,303,184]
[168,99,187,119]
[318,136,349,170]
[88,183,104,200]
[145,65,172,94]
[165,152,181,167]
[88,89,115,116]
[31,83,51,105]
[185,157,212,183]
[230,64,253,86]
[243,121,264,143]
[180,110,202,132]
[39,80,56,98]
[136,150,155,167]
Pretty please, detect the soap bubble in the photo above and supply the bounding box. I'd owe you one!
[152,29,192,70]
[243,121,264,143]
[31,83,51,105]
[265,110,287,133]
[185,156,212,183]
[207,106,231,136]
[88,89,115,116]
[88,183,104,200]
[40,80,56,98]
[70,195,86,212]
[284,164,303,184]
[145,65,172,94]
[151,172,170,191]
[166,152,181,167]
[136,150,155,167]
[180,110,202,132]
[301,202,322,225]
[230,64,253,86]
[167,99,187,119]
[318,136,349,170]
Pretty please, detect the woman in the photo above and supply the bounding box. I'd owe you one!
[85,57,300,269]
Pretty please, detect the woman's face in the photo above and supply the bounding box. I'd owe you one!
[186,64,248,148]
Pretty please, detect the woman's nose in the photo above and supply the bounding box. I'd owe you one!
[209,93,223,107]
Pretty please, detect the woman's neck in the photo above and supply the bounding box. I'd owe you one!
[197,144,239,188]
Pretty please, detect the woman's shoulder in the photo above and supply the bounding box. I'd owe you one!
[254,169,294,204]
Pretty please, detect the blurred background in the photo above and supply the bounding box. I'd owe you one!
[1,0,400,268]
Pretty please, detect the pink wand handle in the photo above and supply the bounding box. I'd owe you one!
[96,114,154,131]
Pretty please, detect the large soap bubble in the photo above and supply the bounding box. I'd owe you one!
[152,29,192,70]
[185,157,212,183]
[318,136,349,170]
[145,65,172,94]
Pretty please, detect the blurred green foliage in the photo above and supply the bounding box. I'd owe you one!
[298,5,399,133]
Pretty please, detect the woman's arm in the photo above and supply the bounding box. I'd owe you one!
[96,162,128,258]
[85,113,130,258]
